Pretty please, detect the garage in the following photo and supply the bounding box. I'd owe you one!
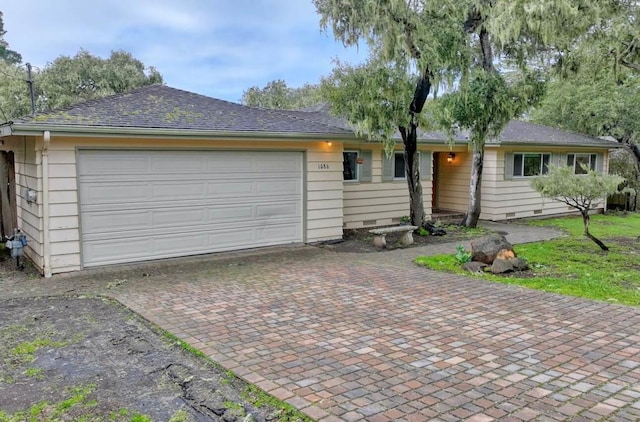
[78,149,304,267]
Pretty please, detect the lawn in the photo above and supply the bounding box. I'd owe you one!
[415,212,640,306]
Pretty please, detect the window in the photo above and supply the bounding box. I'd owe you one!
[513,153,550,177]
[343,151,359,181]
[394,152,405,179]
[567,153,597,175]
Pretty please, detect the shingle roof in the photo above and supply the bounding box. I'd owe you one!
[9,85,619,148]
[494,120,619,147]
[12,85,354,136]
[294,104,618,148]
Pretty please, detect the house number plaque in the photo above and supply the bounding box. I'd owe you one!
[317,163,330,169]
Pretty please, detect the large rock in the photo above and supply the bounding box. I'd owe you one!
[491,258,514,274]
[471,234,515,265]
[510,257,530,271]
[462,261,489,273]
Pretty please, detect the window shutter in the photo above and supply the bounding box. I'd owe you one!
[360,150,372,182]
[504,152,514,180]
[420,151,432,180]
[596,153,604,173]
[382,152,394,182]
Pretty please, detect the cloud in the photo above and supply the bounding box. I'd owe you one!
[2,1,366,102]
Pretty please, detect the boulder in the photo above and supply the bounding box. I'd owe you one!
[471,234,515,265]
[462,261,489,273]
[510,257,529,271]
[491,258,514,274]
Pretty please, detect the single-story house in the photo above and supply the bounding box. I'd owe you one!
[0,85,618,276]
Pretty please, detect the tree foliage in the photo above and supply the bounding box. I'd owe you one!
[241,79,322,110]
[533,165,624,250]
[0,12,21,65]
[0,50,162,120]
[315,0,611,228]
[532,1,640,171]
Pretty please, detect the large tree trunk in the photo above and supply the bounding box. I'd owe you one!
[618,132,640,174]
[581,210,609,251]
[399,68,432,228]
[463,143,484,228]
[400,125,424,228]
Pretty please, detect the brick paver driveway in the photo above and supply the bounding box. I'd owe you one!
[2,226,640,422]
[103,227,640,422]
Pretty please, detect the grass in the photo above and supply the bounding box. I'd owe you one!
[415,212,640,306]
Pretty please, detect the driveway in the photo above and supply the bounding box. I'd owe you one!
[7,223,640,421]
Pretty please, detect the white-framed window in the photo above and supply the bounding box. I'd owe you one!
[513,153,550,177]
[567,153,597,175]
[394,152,406,179]
[343,151,359,181]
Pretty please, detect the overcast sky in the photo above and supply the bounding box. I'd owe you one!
[2,1,367,103]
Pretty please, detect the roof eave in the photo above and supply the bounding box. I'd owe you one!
[497,140,622,148]
[8,123,359,141]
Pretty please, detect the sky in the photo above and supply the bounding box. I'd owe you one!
[1,1,367,103]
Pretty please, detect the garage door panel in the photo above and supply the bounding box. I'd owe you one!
[255,155,302,172]
[151,181,207,199]
[256,202,301,219]
[255,180,301,195]
[82,210,152,233]
[80,182,151,204]
[209,181,255,195]
[78,154,151,175]
[79,150,303,267]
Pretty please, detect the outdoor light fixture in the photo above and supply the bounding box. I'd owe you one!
[447,152,456,163]
[326,141,333,147]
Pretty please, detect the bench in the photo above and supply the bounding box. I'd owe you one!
[368,225,419,249]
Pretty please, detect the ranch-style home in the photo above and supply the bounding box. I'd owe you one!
[0,85,617,276]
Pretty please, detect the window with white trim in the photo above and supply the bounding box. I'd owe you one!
[567,153,597,175]
[343,151,359,181]
[513,153,550,177]
[394,152,405,179]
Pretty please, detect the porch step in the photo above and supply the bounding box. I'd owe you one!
[430,211,465,225]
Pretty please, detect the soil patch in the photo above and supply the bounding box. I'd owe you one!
[318,224,488,253]
[0,251,306,422]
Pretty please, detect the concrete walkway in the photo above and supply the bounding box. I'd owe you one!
[4,222,640,421]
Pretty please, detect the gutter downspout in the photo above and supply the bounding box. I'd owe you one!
[42,131,51,278]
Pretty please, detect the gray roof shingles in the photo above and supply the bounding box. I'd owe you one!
[11,84,618,148]
[13,85,353,136]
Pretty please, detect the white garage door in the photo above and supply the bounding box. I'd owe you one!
[78,150,303,267]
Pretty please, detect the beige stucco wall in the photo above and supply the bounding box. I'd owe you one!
[5,135,344,274]
[342,145,434,229]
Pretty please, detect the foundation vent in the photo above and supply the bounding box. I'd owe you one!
[533,209,543,215]
[363,220,377,226]
[506,212,516,218]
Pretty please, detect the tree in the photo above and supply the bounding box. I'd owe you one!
[533,165,624,251]
[315,0,617,228]
[38,50,163,110]
[0,11,21,65]
[0,62,31,120]
[241,80,322,109]
[532,1,640,172]
[0,49,162,120]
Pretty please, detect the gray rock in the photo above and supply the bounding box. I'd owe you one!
[510,257,529,271]
[471,234,515,264]
[462,261,489,273]
[491,258,514,274]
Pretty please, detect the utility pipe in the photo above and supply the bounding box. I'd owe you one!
[42,130,51,278]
